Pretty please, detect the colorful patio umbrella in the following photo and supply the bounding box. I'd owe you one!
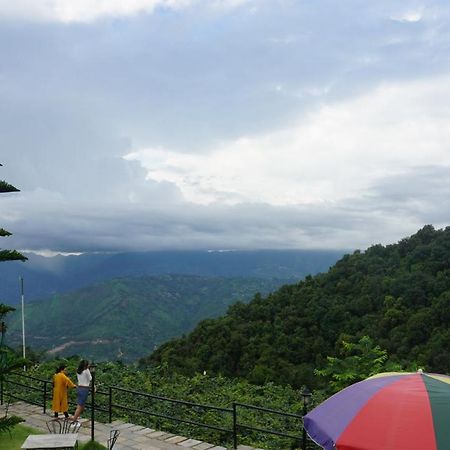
[304,371,450,450]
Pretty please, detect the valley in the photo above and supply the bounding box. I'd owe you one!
[6,274,287,361]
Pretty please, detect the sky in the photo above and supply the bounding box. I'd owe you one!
[1,0,450,255]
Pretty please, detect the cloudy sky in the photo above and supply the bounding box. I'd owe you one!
[1,0,450,255]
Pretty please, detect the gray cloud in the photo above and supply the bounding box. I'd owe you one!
[4,165,446,254]
[3,1,448,151]
[364,165,450,223]
[1,1,450,254]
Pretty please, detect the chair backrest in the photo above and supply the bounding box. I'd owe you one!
[46,419,62,434]
[46,419,81,434]
[61,419,81,434]
[107,429,120,450]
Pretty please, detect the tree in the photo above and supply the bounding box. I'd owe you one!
[0,304,25,434]
[0,163,27,373]
[314,336,403,394]
[0,164,26,433]
[0,305,27,376]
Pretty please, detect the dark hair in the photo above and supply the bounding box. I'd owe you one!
[55,364,66,374]
[77,359,89,375]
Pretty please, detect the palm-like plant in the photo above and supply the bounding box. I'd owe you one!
[0,164,26,434]
[0,304,25,434]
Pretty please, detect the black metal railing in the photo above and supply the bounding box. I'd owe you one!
[233,402,305,449]
[1,372,319,450]
[3,372,50,412]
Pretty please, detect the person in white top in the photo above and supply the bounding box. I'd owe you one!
[71,359,92,421]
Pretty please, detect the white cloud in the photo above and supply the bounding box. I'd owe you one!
[390,9,424,23]
[21,249,84,257]
[0,0,252,22]
[125,75,450,207]
[0,0,188,22]
[209,0,253,10]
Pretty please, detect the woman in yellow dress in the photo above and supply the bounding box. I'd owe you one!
[52,364,76,418]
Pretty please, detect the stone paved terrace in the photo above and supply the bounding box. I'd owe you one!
[2,401,263,450]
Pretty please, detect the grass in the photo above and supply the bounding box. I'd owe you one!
[0,424,44,450]
[0,424,101,450]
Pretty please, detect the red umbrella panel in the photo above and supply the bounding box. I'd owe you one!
[304,371,450,450]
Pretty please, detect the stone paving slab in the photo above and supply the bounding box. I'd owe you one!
[115,422,141,430]
[147,431,169,439]
[157,434,176,441]
[166,436,188,444]
[127,425,148,432]
[129,435,153,444]
[114,445,140,450]
[135,427,157,435]
[179,439,202,448]
[191,443,215,450]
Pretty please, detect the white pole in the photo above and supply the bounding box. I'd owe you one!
[20,275,26,370]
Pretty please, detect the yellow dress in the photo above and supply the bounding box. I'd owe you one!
[52,372,76,413]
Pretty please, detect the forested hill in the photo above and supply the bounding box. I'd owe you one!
[143,225,450,389]
[6,275,283,362]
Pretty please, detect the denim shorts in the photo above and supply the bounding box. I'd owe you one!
[77,387,90,406]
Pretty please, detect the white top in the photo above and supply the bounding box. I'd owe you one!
[77,368,92,387]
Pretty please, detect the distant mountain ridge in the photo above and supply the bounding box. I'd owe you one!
[6,274,286,362]
[0,249,345,304]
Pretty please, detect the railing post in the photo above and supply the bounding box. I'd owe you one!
[43,380,48,414]
[301,387,311,450]
[108,386,112,423]
[232,402,237,450]
[91,366,96,441]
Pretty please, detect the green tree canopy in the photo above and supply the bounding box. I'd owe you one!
[0,165,27,263]
[314,336,403,394]
[0,180,19,193]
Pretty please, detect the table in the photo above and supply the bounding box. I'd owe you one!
[21,433,79,450]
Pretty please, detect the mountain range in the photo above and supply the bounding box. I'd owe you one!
[1,249,344,304]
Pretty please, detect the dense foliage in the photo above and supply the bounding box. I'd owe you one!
[144,225,450,389]
[13,358,321,449]
[4,340,401,448]
[6,275,283,362]
[314,335,404,394]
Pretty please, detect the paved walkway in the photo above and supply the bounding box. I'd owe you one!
[3,401,262,450]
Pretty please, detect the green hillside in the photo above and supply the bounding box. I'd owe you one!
[6,275,283,362]
[144,225,450,388]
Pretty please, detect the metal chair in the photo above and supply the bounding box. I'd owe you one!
[107,429,120,450]
[46,418,81,434]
